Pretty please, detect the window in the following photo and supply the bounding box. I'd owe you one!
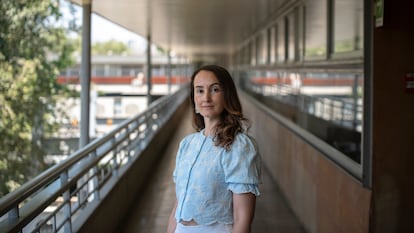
[93,65,106,76]
[287,12,296,61]
[277,20,286,62]
[304,0,327,58]
[114,98,122,116]
[257,31,268,65]
[241,69,363,164]
[244,45,250,65]
[250,39,256,65]
[269,26,276,64]
[334,0,363,53]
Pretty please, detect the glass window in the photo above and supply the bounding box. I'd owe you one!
[287,12,296,61]
[304,0,327,57]
[237,47,243,65]
[243,45,249,65]
[234,51,239,65]
[257,31,268,65]
[334,0,364,53]
[93,65,106,76]
[240,69,363,164]
[256,35,262,65]
[269,27,276,64]
[277,19,286,62]
[241,46,246,65]
[238,49,243,65]
[266,28,271,64]
[250,39,256,65]
[105,65,119,76]
[297,6,305,61]
[114,98,122,116]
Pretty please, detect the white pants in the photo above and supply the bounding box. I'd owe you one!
[174,222,232,233]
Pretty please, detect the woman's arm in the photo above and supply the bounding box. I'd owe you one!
[166,199,178,233]
[232,192,256,233]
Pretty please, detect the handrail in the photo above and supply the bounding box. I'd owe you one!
[0,85,190,233]
[239,72,363,178]
[240,89,362,180]
[248,82,363,132]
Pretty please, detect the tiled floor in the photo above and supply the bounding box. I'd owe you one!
[250,166,306,233]
[121,109,307,233]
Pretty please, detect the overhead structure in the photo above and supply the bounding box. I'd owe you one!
[71,0,286,64]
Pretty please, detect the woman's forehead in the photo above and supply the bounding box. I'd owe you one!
[194,70,219,86]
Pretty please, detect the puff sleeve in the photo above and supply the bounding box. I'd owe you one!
[222,134,261,196]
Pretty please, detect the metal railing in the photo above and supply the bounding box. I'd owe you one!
[248,82,362,132]
[0,86,189,233]
[240,74,363,179]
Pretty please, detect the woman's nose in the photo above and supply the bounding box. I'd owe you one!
[201,91,211,101]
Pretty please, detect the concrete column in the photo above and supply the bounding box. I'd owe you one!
[80,1,92,148]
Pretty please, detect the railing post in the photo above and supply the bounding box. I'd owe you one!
[91,151,100,201]
[111,138,119,177]
[329,99,334,120]
[61,171,72,233]
[352,74,360,130]
[126,126,133,160]
[341,100,345,126]
[8,205,19,225]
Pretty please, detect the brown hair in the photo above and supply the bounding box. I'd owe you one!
[190,65,249,150]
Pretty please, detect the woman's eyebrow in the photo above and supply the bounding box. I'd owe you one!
[195,82,220,88]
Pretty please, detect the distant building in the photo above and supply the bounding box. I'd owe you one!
[45,54,191,163]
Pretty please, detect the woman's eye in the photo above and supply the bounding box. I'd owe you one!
[196,89,204,94]
[212,86,221,93]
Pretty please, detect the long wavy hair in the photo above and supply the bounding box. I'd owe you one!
[190,65,250,150]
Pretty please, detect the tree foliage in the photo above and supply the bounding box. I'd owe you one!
[0,0,77,196]
[92,39,131,55]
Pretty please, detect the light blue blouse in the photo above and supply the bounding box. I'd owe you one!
[173,130,261,225]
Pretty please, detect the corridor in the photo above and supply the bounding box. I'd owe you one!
[121,108,306,233]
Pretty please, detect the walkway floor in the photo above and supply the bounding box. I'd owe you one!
[121,108,306,233]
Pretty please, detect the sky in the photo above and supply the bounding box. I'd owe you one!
[62,1,147,50]
[90,14,146,44]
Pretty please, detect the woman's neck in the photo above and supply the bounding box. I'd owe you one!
[203,118,220,136]
[203,127,215,136]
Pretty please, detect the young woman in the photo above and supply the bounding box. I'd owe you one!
[167,65,261,233]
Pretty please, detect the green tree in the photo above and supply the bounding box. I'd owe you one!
[92,39,130,55]
[0,0,77,196]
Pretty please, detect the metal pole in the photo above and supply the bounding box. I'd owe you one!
[146,1,152,106]
[362,0,373,188]
[146,34,152,106]
[78,1,92,210]
[167,50,172,94]
[80,2,91,148]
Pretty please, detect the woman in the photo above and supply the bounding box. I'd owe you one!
[167,65,261,233]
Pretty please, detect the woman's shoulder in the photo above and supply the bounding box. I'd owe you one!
[221,132,259,161]
[179,131,202,146]
[233,132,258,150]
[183,131,200,140]
[222,133,261,182]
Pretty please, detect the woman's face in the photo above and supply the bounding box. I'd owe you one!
[193,70,225,121]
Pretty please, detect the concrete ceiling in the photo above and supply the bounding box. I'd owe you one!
[72,0,286,63]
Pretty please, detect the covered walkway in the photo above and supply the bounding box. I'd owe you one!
[1,1,414,233]
[119,106,306,233]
